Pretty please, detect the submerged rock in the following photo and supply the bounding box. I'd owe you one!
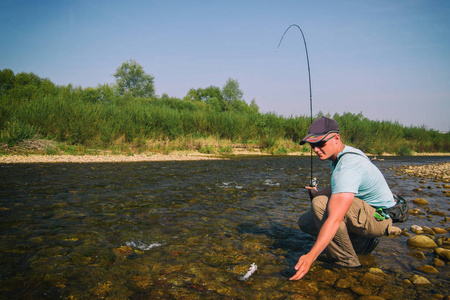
[432,227,448,234]
[407,235,437,248]
[429,210,447,217]
[417,265,439,274]
[410,274,433,286]
[422,226,435,235]
[407,250,426,260]
[432,258,446,267]
[413,198,429,205]
[435,248,450,261]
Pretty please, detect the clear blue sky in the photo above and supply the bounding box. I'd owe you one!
[1,0,449,132]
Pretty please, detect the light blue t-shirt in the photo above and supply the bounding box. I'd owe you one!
[331,145,395,209]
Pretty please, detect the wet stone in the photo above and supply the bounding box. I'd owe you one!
[407,235,437,248]
[351,286,375,296]
[423,226,436,235]
[410,274,433,286]
[433,227,449,234]
[408,250,426,260]
[334,276,358,289]
[379,284,405,299]
[361,272,387,287]
[359,296,386,300]
[430,210,447,217]
[435,248,450,261]
[411,225,424,234]
[413,198,430,205]
[368,267,385,275]
[432,258,446,267]
[410,208,422,215]
[417,265,439,274]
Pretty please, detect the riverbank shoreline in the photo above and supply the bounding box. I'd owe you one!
[0,151,448,164]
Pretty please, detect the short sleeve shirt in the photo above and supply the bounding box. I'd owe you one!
[331,146,395,208]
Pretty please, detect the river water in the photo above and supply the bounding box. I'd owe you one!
[0,156,448,299]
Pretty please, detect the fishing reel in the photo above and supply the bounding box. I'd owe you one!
[310,177,318,188]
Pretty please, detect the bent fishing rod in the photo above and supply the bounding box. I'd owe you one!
[276,24,317,188]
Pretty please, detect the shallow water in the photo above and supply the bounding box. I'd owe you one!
[0,156,448,299]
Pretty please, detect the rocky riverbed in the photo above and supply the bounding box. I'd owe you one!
[0,156,448,299]
[398,161,450,182]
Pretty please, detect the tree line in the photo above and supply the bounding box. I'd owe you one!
[0,60,448,155]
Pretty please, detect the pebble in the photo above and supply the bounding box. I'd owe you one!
[430,210,447,217]
[432,227,448,234]
[410,274,433,286]
[408,250,426,260]
[417,265,439,274]
[407,235,437,248]
[411,225,424,234]
[433,258,446,267]
[423,226,436,235]
[409,208,422,215]
[413,198,429,205]
[435,248,450,261]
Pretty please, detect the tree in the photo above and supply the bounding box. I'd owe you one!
[0,69,15,94]
[113,59,155,98]
[222,78,243,104]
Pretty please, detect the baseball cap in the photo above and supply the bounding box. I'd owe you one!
[300,116,340,145]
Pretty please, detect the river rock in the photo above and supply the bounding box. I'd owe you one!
[410,274,433,286]
[351,286,373,296]
[430,210,447,217]
[335,277,357,289]
[407,235,437,248]
[432,227,448,234]
[413,198,429,205]
[423,226,435,235]
[433,258,446,267]
[417,265,439,274]
[435,248,450,261]
[358,296,385,300]
[411,225,424,234]
[408,250,426,260]
[361,272,386,286]
[409,208,422,215]
[368,268,385,275]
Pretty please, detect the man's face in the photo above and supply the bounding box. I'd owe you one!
[309,134,339,161]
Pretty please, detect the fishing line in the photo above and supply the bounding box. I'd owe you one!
[276,24,317,187]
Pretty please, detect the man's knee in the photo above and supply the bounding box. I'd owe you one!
[311,195,328,218]
[297,211,318,236]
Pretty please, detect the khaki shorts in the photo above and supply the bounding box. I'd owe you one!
[298,195,393,267]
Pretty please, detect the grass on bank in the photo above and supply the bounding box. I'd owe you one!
[1,69,449,157]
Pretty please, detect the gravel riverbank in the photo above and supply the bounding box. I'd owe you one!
[0,152,223,163]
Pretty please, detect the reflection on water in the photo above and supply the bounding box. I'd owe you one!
[0,156,448,299]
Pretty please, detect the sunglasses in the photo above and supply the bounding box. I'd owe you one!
[309,134,336,148]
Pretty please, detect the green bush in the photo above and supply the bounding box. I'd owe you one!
[0,118,39,146]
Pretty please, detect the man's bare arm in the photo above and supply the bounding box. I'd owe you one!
[290,192,354,280]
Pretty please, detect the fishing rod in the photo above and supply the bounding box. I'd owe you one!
[276,24,317,188]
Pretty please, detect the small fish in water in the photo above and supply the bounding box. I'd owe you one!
[238,263,257,281]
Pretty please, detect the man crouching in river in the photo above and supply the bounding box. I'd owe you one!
[290,117,401,281]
